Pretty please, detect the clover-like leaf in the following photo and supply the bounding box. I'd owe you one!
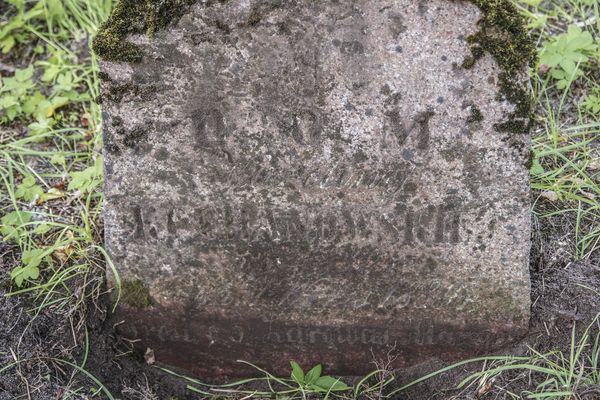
[15,175,44,201]
[68,156,103,193]
[530,158,545,176]
[11,248,45,287]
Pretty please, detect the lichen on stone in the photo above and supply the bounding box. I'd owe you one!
[458,0,537,135]
[120,279,152,308]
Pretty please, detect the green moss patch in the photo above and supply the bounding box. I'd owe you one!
[459,0,537,134]
[92,0,200,62]
[121,279,152,308]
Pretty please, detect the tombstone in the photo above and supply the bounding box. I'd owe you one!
[97,0,533,377]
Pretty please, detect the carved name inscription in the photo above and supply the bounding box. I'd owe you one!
[126,203,461,246]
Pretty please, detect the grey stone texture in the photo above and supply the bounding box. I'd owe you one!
[101,0,531,376]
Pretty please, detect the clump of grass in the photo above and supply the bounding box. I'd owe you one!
[1,0,116,313]
[458,318,600,399]
[517,0,600,260]
[382,317,600,399]
[0,0,118,394]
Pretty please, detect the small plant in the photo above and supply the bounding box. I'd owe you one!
[539,25,598,89]
[163,360,368,399]
[0,65,36,122]
[582,90,600,115]
[0,209,33,244]
[10,247,50,287]
[290,361,351,393]
[14,174,44,202]
[68,156,103,194]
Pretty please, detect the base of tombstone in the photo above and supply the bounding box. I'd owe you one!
[114,305,527,377]
[100,0,534,380]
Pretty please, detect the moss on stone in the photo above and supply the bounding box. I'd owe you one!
[467,105,484,123]
[246,6,263,26]
[493,71,533,134]
[92,0,200,62]
[459,0,537,135]
[102,80,160,104]
[123,126,148,147]
[106,82,134,103]
[121,279,152,308]
[462,0,536,73]
[95,0,535,136]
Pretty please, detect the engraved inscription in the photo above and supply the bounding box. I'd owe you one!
[125,203,462,246]
[190,106,433,152]
[126,320,509,349]
[383,107,434,150]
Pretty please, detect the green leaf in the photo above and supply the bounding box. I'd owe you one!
[305,364,322,384]
[556,79,569,90]
[22,91,46,116]
[559,59,578,77]
[45,96,69,117]
[290,361,304,384]
[15,174,44,201]
[1,76,18,92]
[45,0,66,21]
[41,64,60,82]
[68,156,103,193]
[14,65,34,82]
[50,153,66,165]
[582,94,600,115]
[1,210,33,242]
[521,0,542,6]
[53,72,76,94]
[312,376,351,392]
[27,116,55,136]
[539,25,598,90]
[6,106,18,121]
[0,95,19,108]
[530,158,545,176]
[11,248,45,287]
[1,210,32,228]
[1,35,16,54]
[33,223,51,235]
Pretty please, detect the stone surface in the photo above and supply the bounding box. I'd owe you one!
[101,0,531,377]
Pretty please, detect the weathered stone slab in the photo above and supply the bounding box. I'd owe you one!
[99,0,532,377]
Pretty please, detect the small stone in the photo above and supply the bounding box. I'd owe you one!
[144,348,155,365]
